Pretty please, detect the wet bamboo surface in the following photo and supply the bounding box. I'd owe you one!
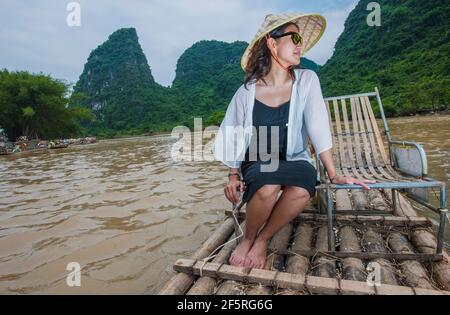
[160,188,450,295]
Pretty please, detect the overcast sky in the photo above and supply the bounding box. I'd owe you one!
[0,0,358,87]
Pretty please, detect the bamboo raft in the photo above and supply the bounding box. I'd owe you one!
[159,88,449,295]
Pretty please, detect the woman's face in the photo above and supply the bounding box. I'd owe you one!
[269,24,302,67]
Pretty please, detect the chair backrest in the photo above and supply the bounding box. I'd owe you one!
[323,88,391,171]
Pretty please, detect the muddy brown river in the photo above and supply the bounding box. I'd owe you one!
[0,114,448,294]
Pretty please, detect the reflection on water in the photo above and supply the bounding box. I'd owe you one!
[0,115,448,294]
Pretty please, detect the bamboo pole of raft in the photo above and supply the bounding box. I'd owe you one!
[215,280,242,295]
[388,232,434,289]
[430,252,450,291]
[187,224,244,295]
[158,217,235,295]
[277,222,314,295]
[410,229,450,290]
[362,228,399,285]
[335,186,367,282]
[215,278,242,295]
[335,189,352,212]
[285,223,314,275]
[383,188,418,216]
[244,284,272,295]
[265,223,294,270]
[385,189,450,290]
[368,189,391,212]
[352,189,368,211]
[312,225,337,279]
[339,226,366,282]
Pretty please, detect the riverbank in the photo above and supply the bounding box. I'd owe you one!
[0,137,97,155]
[99,131,171,140]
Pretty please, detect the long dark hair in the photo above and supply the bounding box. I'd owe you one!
[244,22,299,90]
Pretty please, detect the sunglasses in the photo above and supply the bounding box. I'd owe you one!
[271,32,303,46]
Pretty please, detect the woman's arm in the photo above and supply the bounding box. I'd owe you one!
[318,148,336,180]
[319,148,375,190]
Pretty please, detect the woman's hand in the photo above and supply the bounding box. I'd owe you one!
[330,174,376,191]
[224,177,244,204]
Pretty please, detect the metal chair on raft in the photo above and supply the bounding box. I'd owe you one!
[230,87,447,260]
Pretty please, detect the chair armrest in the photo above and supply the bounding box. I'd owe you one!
[389,140,428,177]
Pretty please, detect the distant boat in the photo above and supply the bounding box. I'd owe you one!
[49,143,69,149]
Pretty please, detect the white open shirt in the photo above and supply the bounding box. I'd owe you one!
[213,68,333,169]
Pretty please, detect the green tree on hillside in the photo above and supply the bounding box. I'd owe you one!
[319,0,450,116]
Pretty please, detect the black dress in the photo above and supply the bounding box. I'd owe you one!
[240,97,319,204]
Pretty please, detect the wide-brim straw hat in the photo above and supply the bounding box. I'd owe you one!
[241,13,327,71]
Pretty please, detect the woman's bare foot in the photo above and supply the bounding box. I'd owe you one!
[229,238,254,266]
[244,238,268,269]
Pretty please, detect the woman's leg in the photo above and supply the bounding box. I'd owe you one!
[244,185,311,268]
[229,184,281,267]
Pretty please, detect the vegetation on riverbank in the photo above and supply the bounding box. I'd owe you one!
[0,70,95,141]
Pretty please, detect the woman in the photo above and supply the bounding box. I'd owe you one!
[213,13,375,269]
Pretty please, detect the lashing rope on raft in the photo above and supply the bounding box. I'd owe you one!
[198,190,244,277]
